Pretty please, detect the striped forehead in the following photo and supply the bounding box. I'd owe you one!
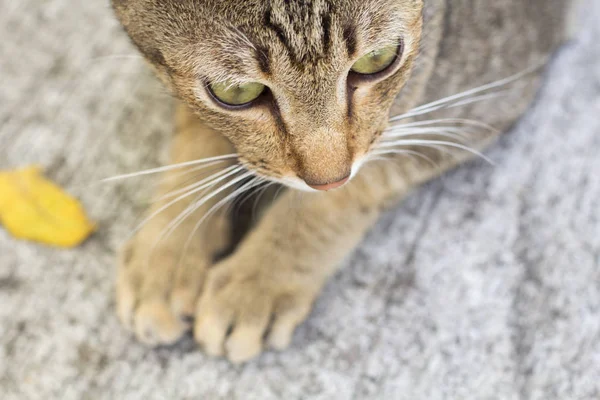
[264,0,333,65]
[187,0,410,84]
[257,0,408,68]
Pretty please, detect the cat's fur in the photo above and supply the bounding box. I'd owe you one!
[112,0,571,363]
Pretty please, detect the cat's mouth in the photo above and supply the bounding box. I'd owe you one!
[303,174,350,191]
[276,176,348,192]
[273,155,367,192]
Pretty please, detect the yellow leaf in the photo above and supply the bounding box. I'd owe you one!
[0,166,95,248]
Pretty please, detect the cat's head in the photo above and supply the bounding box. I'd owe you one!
[112,0,423,191]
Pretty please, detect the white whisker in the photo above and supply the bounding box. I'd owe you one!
[155,164,241,202]
[272,184,286,205]
[392,61,544,122]
[98,154,238,183]
[146,171,256,266]
[157,159,234,185]
[153,186,215,246]
[382,127,476,142]
[129,166,244,240]
[364,156,391,163]
[231,179,268,215]
[369,148,439,169]
[177,176,266,267]
[447,89,514,109]
[252,182,276,220]
[387,118,498,133]
[394,90,512,121]
[375,139,495,165]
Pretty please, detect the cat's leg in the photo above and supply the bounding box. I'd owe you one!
[116,103,236,345]
[193,156,448,363]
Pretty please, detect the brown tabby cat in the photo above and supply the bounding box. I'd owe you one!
[111,0,572,363]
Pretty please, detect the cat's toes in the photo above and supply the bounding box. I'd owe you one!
[266,297,312,351]
[133,299,186,345]
[194,261,315,363]
[115,241,207,346]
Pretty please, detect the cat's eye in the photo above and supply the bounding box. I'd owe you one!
[351,44,400,75]
[209,81,266,106]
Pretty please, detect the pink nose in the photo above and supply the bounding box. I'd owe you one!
[307,176,349,191]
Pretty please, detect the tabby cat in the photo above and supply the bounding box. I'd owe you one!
[111,0,572,363]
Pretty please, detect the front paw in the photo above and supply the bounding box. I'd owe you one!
[194,256,318,363]
[115,231,212,346]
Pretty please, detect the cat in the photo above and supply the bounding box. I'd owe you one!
[111,0,572,363]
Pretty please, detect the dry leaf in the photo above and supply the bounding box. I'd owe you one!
[0,166,95,247]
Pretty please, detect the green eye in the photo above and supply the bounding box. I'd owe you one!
[351,45,399,75]
[209,81,266,106]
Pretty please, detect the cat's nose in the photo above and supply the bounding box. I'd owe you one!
[306,175,350,191]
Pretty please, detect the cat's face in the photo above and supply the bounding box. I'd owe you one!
[112,0,423,191]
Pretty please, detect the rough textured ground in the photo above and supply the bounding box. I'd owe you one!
[1,1,599,399]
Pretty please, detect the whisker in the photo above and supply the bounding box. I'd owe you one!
[224,178,271,226]
[387,118,498,133]
[151,164,228,203]
[177,176,265,267]
[98,154,238,183]
[231,178,268,216]
[146,171,256,266]
[252,182,276,220]
[367,149,453,187]
[446,89,514,109]
[394,90,512,121]
[157,159,233,185]
[375,139,495,165]
[364,155,392,163]
[382,127,477,143]
[270,184,287,209]
[368,149,440,169]
[153,185,215,244]
[391,61,545,122]
[155,164,241,202]
[376,145,469,171]
[164,171,254,240]
[129,166,245,240]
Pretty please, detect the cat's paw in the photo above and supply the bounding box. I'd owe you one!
[115,235,209,346]
[194,256,316,363]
